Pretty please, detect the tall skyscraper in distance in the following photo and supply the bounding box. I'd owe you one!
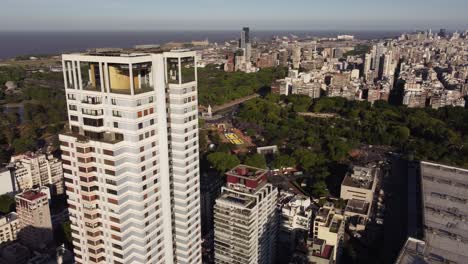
[240,27,250,49]
[214,165,278,264]
[439,28,447,38]
[59,49,201,264]
[364,53,372,81]
[240,27,252,62]
[381,51,393,80]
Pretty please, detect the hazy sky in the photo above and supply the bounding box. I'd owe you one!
[1,0,467,31]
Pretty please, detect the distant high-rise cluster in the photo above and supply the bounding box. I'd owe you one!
[224,27,257,73]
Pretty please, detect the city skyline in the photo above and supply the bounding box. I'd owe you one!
[1,0,467,31]
[0,4,467,263]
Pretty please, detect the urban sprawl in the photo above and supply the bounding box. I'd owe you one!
[0,27,467,264]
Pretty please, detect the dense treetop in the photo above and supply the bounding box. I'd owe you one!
[197,65,287,106]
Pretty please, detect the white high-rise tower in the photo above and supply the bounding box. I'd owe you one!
[59,50,201,264]
[214,165,278,264]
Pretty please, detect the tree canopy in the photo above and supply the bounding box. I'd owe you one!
[234,95,468,196]
[197,65,287,106]
[207,152,240,173]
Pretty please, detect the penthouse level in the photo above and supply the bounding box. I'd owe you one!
[226,165,269,192]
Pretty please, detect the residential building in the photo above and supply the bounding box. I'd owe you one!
[308,238,334,264]
[394,237,427,264]
[278,192,313,258]
[340,166,378,205]
[0,212,20,243]
[256,146,278,155]
[402,161,468,263]
[214,165,278,264]
[59,50,201,264]
[310,203,345,263]
[0,168,16,195]
[340,166,379,231]
[10,152,64,195]
[15,188,53,249]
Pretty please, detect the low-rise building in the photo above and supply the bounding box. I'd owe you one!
[340,166,379,231]
[309,238,334,264]
[278,192,313,255]
[256,146,278,155]
[341,166,378,205]
[310,203,345,263]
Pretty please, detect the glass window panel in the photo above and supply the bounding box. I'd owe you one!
[181,57,195,83]
[167,58,180,84]
[133,63,153,94]
[65,61,74,89]
[108,63,131,94]
[80,62,101,91]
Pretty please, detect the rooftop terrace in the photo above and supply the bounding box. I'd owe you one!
[341,166,376,190]
[226,165,268,180]
[345,199,370,216]
[18,190,47,201]
[217,191,257,210]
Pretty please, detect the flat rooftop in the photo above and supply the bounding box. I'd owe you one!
[341,166,376,190]
[311,238,334,260]
[345,199,370,216]
[316,207,331,221]
[419,161,468,263]
[70,47,193,58]
[217,191,256,210]
[85,47,161,57]
[226,165,268,181]
[395,237,428,264]
[18,190,47,201]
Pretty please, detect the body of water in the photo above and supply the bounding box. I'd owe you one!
[0,30,403,59]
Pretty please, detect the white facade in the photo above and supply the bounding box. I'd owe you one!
[278,192,313,253]
[59,51,201,264]
[340,166,378,205]
[15,187,53,249]
[0,168,15,195]
[312,203,345,262]
[10,152,64,195]
[214,165,278,264]
[0,212,20,243]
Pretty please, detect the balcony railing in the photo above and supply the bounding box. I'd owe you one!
[62,124,124,144]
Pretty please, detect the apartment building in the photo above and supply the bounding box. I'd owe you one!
[10,151,64,195]
[0,168,16,195]
[59,50,201,264]
[214,165,278,264]
[278,192,313,253]
[396,161,468,264]
[0,212,20,243]
[340,166,378,202]
[310,203,345,263]
[15,188,53,249]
